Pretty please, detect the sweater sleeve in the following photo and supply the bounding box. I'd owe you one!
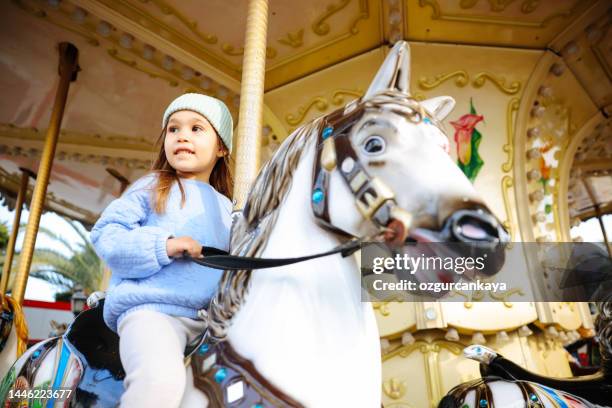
[90,176,173,279]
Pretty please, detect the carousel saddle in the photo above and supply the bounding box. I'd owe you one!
[479,350,612,406]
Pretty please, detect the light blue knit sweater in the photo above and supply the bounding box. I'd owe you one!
[90,174,232,333]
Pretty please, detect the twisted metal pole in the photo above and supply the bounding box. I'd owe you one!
[12,43,79,306]
[0,168,36,295]
[233,0,269,209]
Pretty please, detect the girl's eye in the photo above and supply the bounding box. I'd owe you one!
[362,135,386,155]
[168,126,178,133]
[193,126,203,132]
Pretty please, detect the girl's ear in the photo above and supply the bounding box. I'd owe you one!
[216,145,227,158]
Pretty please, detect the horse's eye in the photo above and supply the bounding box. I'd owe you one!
[363,135,386,155]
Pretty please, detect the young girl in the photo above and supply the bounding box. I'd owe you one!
[90,93,234,407]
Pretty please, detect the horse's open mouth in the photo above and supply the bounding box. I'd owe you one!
[399,208,509,280]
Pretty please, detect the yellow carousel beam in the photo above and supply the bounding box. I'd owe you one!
[0,168,36,296]
[12,43,80,306]
[233,0,269,208]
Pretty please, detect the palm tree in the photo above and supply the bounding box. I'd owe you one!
[2,218,103,296]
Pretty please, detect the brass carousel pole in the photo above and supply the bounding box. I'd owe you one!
[0,168,36,295]
[233,0,269,208]
[12,43,79,305]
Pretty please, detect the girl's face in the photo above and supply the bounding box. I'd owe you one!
[164,110,226,181]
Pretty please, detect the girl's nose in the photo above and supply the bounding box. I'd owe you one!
[177,132,190,142]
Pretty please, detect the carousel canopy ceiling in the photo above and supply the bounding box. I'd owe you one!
[0,0,610,225]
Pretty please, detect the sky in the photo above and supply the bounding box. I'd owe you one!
[0,201,85,301]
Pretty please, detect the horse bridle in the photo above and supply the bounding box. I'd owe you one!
[311,99,413,244]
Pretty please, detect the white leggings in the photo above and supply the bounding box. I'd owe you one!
[117,309,207,407]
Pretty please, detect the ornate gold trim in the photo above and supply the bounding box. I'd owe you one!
[286,97,329,126]
[0,123,153,151]
[285,89,362,126]
[382,338,464,406]
[419,0,586,28]
[312,0,351,36]
[418,70,469,90]
[137,0,218,44]
[107,48,179,87]
[221,44,277,59]
[502,98,520,173]
[382,377,408,401]
[489,287,524,307]
[460,0,541,13]
[473,72,521,95]
[0,143,151,170]
[501,175,516,243]
[278,29,304,48]
[349,0,370,35]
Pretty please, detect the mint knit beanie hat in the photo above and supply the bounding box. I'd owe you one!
[162,93,233,153]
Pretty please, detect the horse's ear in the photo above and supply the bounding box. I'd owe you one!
[420,96,456,121]
[364,41,411,100]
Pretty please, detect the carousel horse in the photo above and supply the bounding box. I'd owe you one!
[438,299,612,407]
[0,41,508,407]
[0,294,28,380]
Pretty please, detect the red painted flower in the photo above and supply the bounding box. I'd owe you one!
[450,113,484,165]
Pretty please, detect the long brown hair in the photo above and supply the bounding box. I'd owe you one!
[150,128,234,214]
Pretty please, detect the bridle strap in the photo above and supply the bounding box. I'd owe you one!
[311,100,398,234]
[187,240,361,270]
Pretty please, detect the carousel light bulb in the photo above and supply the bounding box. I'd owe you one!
[72,7,87,23]
[527,127,541,139]
[181,67,194,81]
[389,10,401,25]
[518,325,533,337]
[570,330,580,341]
[471,332,486,345]
[445,328,460,342]
[538,86,553,98]
[217,86,228,98]
[389,30,402,44]
[200,77,211,89]
[550,62,565,76]
[531,105,546,118]
[526,148,541,160]
[562,41,580,57]
[495,331,510,344]
[527,169,541,181]
[547,326,559,338]
[380,338,391,353]
[162,55,174,70]
[585,24,602,43]
[559,331,569,343]
[532,212,546,223]
[401,332,415,346]
[97,21,112,37]
[142,45,155,60]
[120,34,134,49]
